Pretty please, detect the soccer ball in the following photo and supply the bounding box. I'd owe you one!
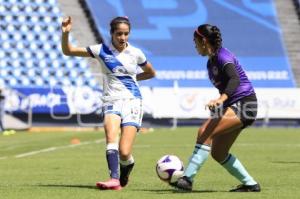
[156,155,184,184]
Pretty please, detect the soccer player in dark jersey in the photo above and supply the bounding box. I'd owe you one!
[173,24,261,192]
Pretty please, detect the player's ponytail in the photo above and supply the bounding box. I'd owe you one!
[210,26,222,50]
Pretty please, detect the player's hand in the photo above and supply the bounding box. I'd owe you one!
[205,99,223,111]
[61,16,72,33]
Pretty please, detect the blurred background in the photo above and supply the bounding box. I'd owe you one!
[0,0,300,132]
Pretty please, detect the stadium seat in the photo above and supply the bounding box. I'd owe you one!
[0,0,99,89]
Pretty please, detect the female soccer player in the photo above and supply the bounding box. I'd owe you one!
[173,24,261,192]
[61,16,156,190]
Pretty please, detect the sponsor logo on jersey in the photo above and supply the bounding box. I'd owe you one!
[104,55,118,63]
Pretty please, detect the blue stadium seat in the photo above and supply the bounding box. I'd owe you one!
[0,0,99,89]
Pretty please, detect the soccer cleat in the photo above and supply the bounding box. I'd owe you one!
[229,183,261,192]
[96,178,122,190]
[174,176,193,191]
[169,181,178,188]
[120,163,134,187]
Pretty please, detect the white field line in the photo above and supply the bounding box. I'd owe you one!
[14,138,105,158]
[2,141,299,160]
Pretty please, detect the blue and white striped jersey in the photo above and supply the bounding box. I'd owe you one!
[87,42,147,102]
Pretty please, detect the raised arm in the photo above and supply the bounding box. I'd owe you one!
[136,62,156,81]
[61,16,91,57]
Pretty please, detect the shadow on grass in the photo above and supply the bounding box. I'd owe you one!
[131,188,222,194]
[271,161,300,164]
[36,185,226,193]
[36,184,98,190]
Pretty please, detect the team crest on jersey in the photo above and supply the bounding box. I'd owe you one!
[112,66,128,74]
[212,66,219,76]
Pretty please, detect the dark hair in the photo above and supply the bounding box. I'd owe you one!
[194,24,222,51]
[110,16,131,34]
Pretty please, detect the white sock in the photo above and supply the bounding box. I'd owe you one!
[120,155,134,166]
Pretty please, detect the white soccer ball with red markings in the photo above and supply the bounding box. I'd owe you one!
[156,155,184,184]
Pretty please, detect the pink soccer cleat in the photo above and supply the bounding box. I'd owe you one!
[96,178,122,190]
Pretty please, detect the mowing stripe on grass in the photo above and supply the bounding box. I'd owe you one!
[5,141,300,160]
[14,138,105,158]
[134,143,300,148]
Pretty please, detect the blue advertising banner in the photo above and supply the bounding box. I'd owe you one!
[5,87,103,114]
[85,0,296,87]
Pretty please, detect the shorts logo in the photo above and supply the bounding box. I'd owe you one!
[131,107,139,120]
[131,107,139,115]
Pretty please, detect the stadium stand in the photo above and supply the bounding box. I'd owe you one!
[0,0,105,128]
[275,0,300,86]
[57,0,103,79]
[82,0,297,88]
[0,0,99,88]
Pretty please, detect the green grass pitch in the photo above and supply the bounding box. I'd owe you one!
[1,127,300,199]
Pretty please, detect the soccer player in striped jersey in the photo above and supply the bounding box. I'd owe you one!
[173,24,261,192]
[61,16,156,190]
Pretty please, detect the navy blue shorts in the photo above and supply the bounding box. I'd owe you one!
[229,94,258,129]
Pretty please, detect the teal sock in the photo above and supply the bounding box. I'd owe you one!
[183,144,211,181]
[221,154,257,185]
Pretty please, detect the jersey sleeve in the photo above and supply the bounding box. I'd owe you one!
[136,49,147,67]
[217,49,235,68]
[223,63,240,96]
[86,44,102,58]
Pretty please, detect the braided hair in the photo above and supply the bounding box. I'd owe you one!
[194,24,222,52]
[110,16,131,34]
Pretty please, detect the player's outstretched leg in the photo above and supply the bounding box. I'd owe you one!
[221,154,261,192]
[96,143,122,190]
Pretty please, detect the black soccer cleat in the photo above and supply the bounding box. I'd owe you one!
[120,163,134,187]
[229,183,261,192]
[174,176,193,191]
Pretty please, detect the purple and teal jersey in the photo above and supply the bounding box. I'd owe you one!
[207,47,255,106]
